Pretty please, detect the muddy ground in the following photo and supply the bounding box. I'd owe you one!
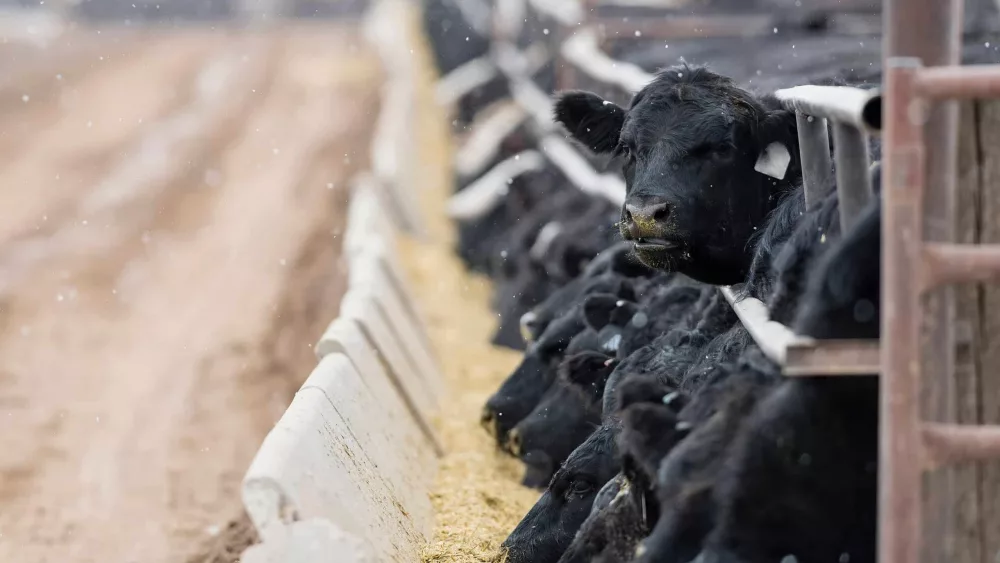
[0,21,381,563]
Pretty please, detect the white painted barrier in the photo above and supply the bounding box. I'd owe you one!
[315,316,445,456]
[349,250,441,383]
[242,355,431,562]
[239,1,445,561]
[344,175,435,354]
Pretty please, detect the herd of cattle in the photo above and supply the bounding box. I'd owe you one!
[423,1,1000,563]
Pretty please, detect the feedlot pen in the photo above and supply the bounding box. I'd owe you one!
[239,0,1000,561]
[5,0,1000,561]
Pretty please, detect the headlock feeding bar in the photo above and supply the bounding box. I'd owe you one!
[720,83,884,377]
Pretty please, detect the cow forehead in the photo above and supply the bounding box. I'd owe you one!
[622,98,744,150]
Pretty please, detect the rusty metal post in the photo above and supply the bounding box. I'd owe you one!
[879,57,926,563]
[795,112,833,208]
[884,2,962,561]
[832,122,873,232]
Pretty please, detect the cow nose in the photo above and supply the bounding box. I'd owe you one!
[507,428,523,457]
[480,405,499,438]
[624,201,672,239]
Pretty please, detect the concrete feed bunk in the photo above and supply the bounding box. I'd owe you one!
[235,1,539,561]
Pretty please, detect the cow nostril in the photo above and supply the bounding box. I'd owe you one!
[624,208,634,223]
[508,429,522,456]
[651,203,671,222]
[481,406,498,437]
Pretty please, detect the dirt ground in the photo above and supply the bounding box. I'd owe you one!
[0,21,382,563]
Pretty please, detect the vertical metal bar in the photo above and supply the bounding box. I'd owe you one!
[884,3,962,562]
[832,122,873,232]
[880,58,925,563]
[795,112,833,209]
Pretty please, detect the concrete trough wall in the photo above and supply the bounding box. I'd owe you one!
[236,1,443,561]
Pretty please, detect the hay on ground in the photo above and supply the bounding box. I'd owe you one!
[392,6,540,561]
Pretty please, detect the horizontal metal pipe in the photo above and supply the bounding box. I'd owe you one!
[561,28,653,93]
[774,85,883,134]
[528,0,583,26]
[720,286,805,364]
[922,423,1000,469]
[540,135,626,205]
[922,242,1000,290]
[453,101,528,177]
[784,339,881,376]
[915,64,1000,100]
[722,287,881,376]
[596,15,774,40]
[435,56,499,107]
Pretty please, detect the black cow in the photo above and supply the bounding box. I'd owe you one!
[482,274,638,445]
[630,347,782,563]
[556,377,690,563]
[601,289,738,416]
[508,351,615,489]
[505,293,636,487]
[455,164,569,276]
[630,177,881,562]
[499,421,622,563]
[491,194,621,349]
[521,242,654,344]
[553,64,803,285]
[500,301,746,563]
[696,193,882,563]
[555,169,864,563]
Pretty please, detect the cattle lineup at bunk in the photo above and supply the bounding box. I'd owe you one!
[421,1,1000,562]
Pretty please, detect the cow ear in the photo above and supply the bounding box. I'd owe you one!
[558,241,596,281]
[615,278,638,302]
[553,90,625,154]
[582,293,623,331]
[608,300,640,327]
[620,403,689,480]
[560,351,617,405]
[614,375,688,414]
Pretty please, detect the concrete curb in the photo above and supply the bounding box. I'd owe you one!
[238,1,444,561]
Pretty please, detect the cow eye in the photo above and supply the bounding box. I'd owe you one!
[688,143,712,158]
[567,479,595,498]
[615,143,633,160]
[713,143,735,158]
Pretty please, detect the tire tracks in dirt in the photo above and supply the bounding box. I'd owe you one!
[0,24,383,563]
[0,30,229,248]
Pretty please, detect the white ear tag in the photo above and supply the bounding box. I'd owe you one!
[754,142,791,180]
